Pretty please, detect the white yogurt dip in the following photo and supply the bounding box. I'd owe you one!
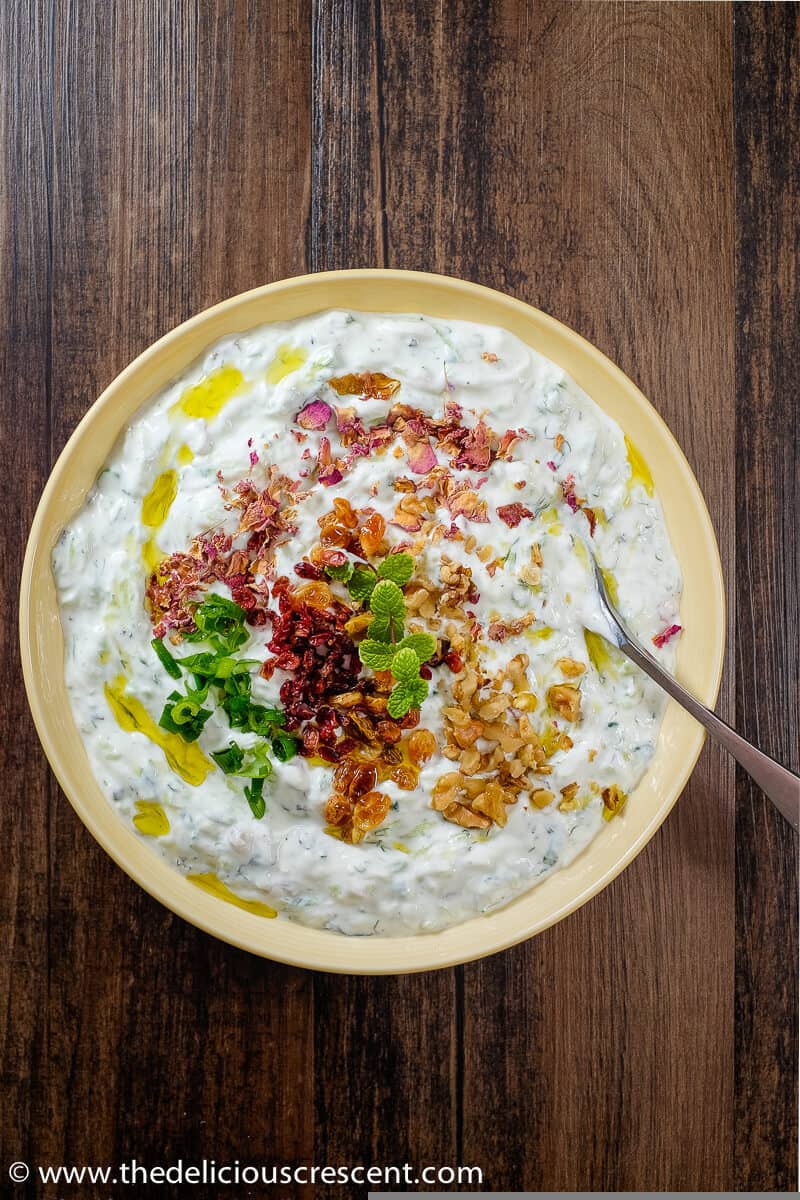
[53,309,682,935]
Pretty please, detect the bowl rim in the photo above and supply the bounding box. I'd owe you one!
[19,268,726,973]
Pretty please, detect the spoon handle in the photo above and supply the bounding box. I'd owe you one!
[618,633,800,831]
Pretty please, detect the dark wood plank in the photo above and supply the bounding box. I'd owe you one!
[312,971,459,1184]
[309,1,459,1183]
[733,3,800,1188]
[0,0,54,1174]
[310,0,385,271]
[378,0,737,1189]
[37,1,314,1191]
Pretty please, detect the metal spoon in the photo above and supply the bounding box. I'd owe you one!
[589,556,800,831]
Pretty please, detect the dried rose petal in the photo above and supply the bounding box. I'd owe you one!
[391,510,423,532]
[334,406,367,445]
[407,440,437,474]
[448,490,489,523]
[319,465,344,486]
[497,427,528,459]
[652,623,682,649]
[296,397,332,430]
[454,419,493,471]
[497,502,533,528]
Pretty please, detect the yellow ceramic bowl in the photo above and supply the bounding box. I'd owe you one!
[20,270,725,974]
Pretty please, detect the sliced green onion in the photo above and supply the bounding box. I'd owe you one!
[158,692,211,742]
[271,730,300,762]
[213,656,259,680]
[185,594,249,654]
[244,777,266,819]
[178,652,219,675]
[239,743,273,780]
[211,741,245,774]
[222,694,251,729]
[151,637,182,679]
[248,705,287,735]
[171,697,202,725]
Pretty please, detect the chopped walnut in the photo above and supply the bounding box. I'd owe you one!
[487,614,535,642]
[556,657,586,678]
[392,494,426,531]
[547,683,582,721]
[442,801,491,830]
[518,563,541,587]
[452,720,484,749]
[530,788,554,809]
[602,784,627,821]
[558,782,580,811]
[472,782,508,826]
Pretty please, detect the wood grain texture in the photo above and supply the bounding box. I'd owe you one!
[0,0,796,1194]
[378,2,737,1188]
[8,2,316,1196]
[0,0,54,1178]
[309,4,460,1183]
[733,3,800,1188]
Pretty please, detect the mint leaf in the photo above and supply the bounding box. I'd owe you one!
[377,552,414,586]
[358,639,398,671]
[386,677,428,718]
[348,566,377,603]
[369,579,405,623]
[390,647,421,683]
[367,613,392,642]
[325,560,354,582]
[398,632,437,662]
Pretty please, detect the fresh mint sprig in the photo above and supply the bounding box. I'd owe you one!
[351,564,437,717]
[323,551,415,607]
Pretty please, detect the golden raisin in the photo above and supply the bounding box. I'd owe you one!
[359,511,386,557]
[408,728,437,764]
[319,523,351,548]
[391,766,419,791]
[294,581,332,609]
[352,790,391,831]
[333,761,378,798]
[373,670,395,694]
[376,720,402,745]
[324,793,352,826]
[399,707,421,729]
[333,497,358,528]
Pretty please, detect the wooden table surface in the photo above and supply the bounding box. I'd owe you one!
[2,2,798,1194]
